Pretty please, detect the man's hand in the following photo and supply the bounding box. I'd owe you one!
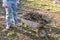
[17,1,20,4]
[2,4,7,8]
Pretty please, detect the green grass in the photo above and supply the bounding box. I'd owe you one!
[21,0,60,11]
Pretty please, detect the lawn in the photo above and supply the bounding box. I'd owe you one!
[21,0,60,11]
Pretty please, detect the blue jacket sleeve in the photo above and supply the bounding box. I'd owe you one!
[2,0,7,4]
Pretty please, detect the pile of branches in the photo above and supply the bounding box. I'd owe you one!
[22,12,51,24]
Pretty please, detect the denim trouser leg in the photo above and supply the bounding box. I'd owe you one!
[11,4,18,24]
[5,8,11,25]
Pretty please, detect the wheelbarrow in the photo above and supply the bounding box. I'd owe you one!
[20,12,51,37]
[21,18,49,37]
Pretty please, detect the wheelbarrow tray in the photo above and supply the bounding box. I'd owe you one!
[21,18,40,27]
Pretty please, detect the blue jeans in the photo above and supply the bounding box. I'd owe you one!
[5,3,18,25]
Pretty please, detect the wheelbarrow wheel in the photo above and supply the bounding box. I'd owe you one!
[38,28,47,38]
[38,28,51,40]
